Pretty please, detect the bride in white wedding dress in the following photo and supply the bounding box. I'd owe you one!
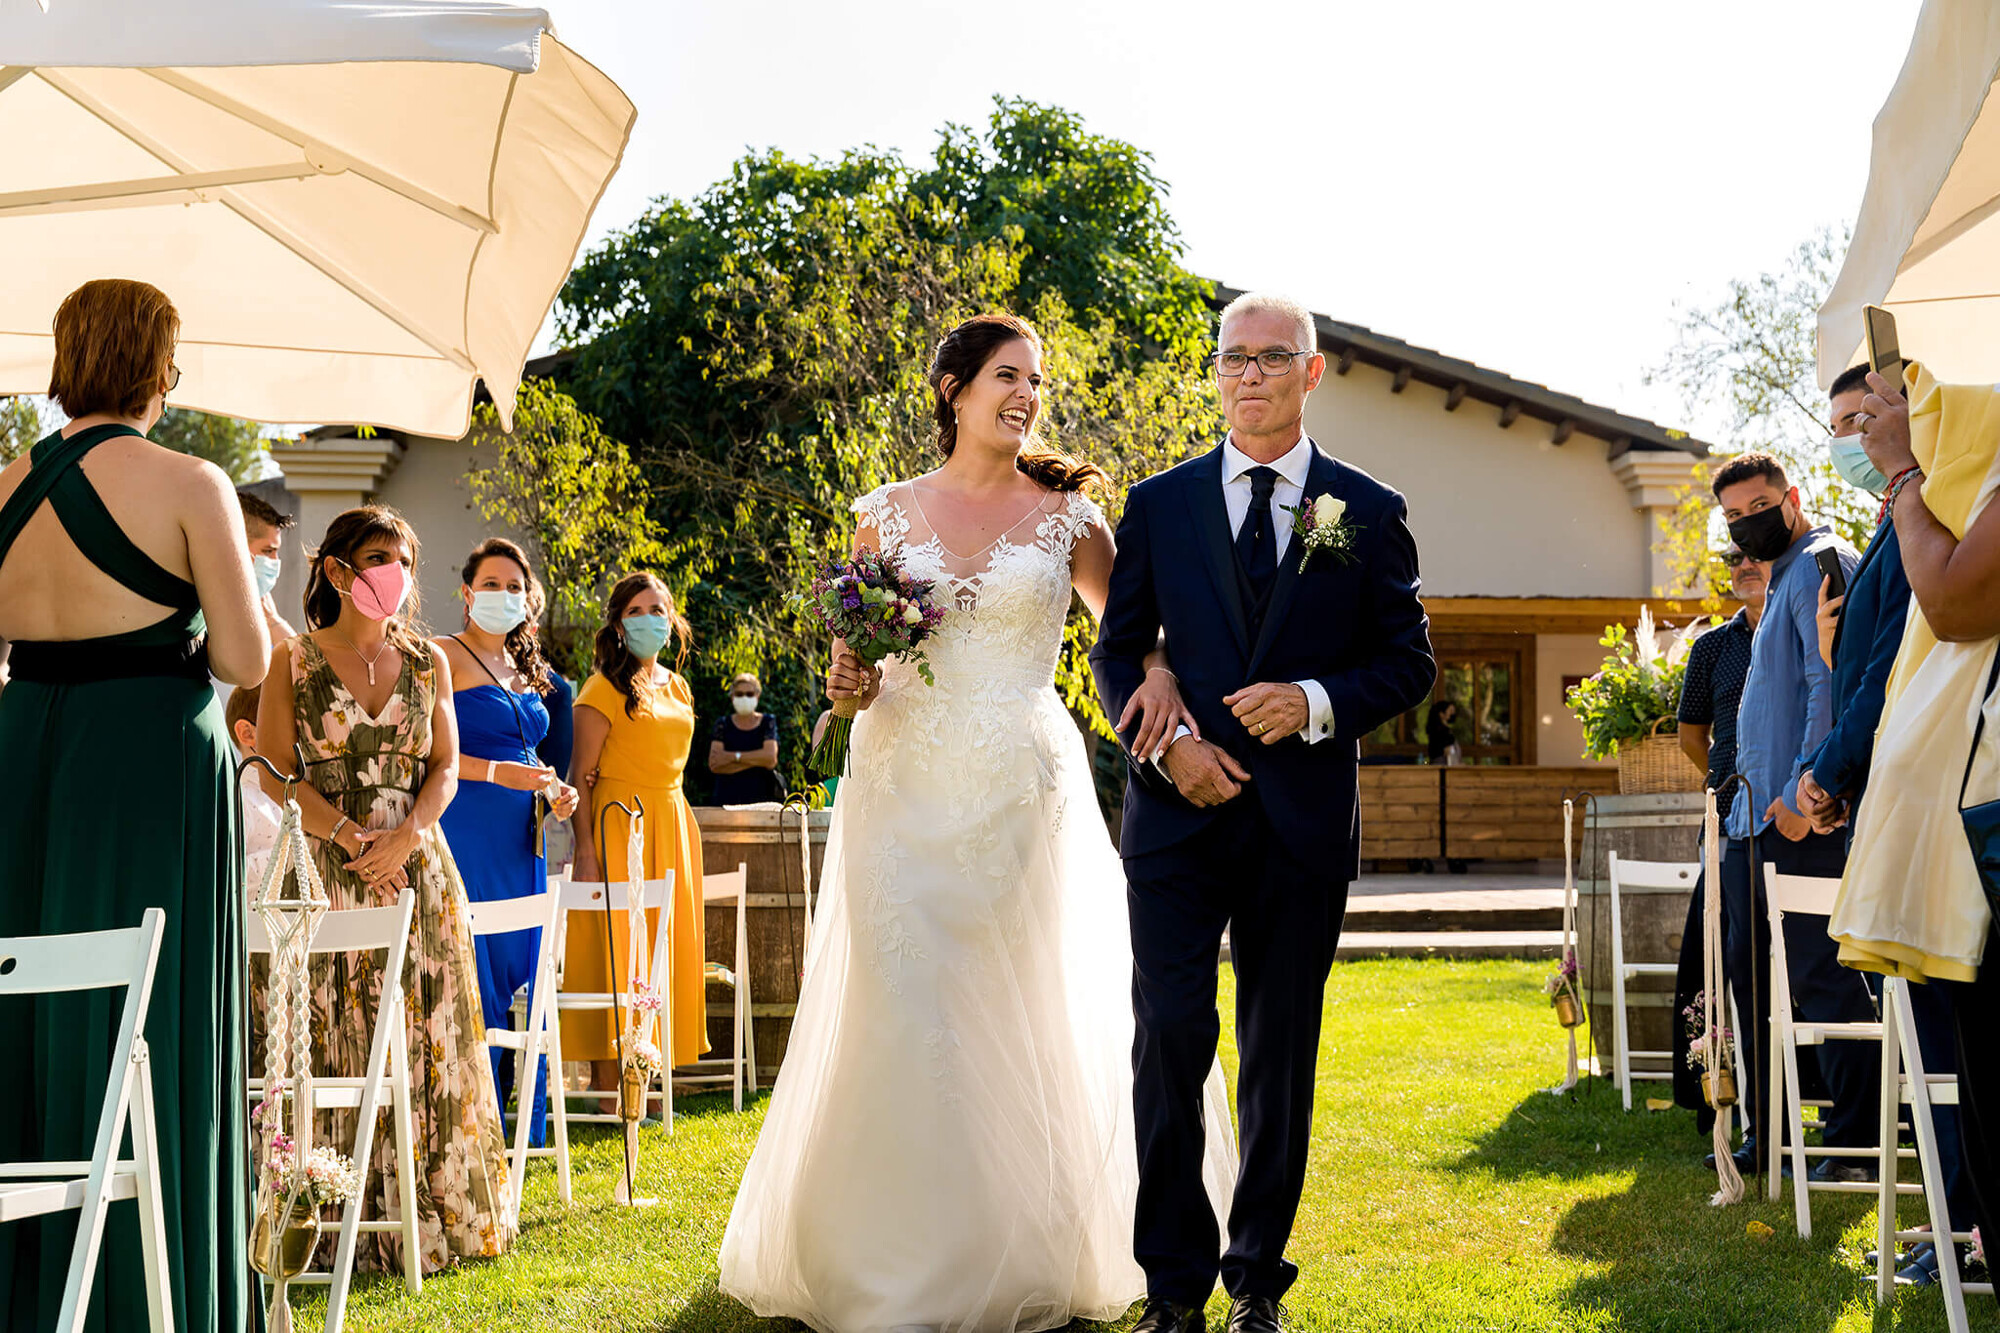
[719,315,1237,1333]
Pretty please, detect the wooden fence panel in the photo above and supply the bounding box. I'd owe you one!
[1442,766,1603,860]
[1358,767,1441,860]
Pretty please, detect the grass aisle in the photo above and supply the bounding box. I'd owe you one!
[304,958,1998,1332]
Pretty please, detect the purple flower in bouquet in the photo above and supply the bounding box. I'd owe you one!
[796,547,947,775]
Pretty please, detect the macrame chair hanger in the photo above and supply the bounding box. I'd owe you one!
[236,743,334,1330]
[596,795,649,1205]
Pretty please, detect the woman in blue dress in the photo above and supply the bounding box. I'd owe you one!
[435,538,578,1147]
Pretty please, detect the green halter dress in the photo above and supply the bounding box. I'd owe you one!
[0,425,253,1332]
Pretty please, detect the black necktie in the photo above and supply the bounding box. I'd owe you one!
[1236,466,1279,617]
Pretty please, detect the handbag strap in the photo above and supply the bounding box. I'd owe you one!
[450,634,534,760]
[1960,646,2000,810]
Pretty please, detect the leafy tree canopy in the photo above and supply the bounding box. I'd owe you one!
[551,98,1219,799]
[1649,226,1875,603]
[151,408,269,483]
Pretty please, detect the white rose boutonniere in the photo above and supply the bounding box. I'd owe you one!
[1282,491,1361,573]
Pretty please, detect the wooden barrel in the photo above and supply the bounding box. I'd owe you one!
[692,805,831,1084]
[1571,793,1705,1074]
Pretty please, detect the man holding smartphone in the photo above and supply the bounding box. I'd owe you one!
[1712,452,1875,1180]
[1796,363,1968,1284]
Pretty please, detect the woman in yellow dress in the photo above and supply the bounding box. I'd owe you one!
[564,571,708,1094]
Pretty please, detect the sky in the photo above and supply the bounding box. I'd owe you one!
[539,0,1924,448]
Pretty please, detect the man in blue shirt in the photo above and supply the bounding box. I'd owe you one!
[1713,451,1878,1179]
[1797,365,1966,1281]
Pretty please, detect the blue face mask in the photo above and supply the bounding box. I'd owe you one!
[1830,434,1890,496]
[468,589,527,635]
[621,613,672,660]
[253,554,282,598]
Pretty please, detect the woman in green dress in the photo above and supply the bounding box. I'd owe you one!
[0,279,270,1331]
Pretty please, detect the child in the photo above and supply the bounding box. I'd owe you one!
[225,681,284,891]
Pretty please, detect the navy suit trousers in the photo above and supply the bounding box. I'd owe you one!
[1124,792,1347,1304]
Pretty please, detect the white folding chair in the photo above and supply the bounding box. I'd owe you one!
[1763,869,1904,1237]
[246,890,421,1328]
[0,909,172,1333]
[673,864,757,1111]
[550,875,677,1129]
[1608,854,1697,1111]
[465,883,568,1225]
[1875,977,1993,1328]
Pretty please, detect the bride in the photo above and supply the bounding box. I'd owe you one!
[719,313,1238,1332]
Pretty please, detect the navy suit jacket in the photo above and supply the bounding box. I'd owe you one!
[1088,440,1436,875]
[1805,515,1912,803]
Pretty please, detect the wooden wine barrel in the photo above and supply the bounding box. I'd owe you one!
[692,805,831,1084]
[1571,792,1705,1075]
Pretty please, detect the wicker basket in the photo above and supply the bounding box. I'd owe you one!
[1616,718,1703,795]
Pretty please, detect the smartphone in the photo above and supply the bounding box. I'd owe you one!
[1863,304,1904,390]
[1814,546,1848,603]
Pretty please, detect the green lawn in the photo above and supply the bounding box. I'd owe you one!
[299,958,1998,1332]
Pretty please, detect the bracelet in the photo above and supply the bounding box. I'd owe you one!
[1145,666,1178,682]
[328,815,351,846]
[1880,465,1925,525]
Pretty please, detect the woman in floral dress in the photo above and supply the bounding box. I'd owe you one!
[254,505,515,1273]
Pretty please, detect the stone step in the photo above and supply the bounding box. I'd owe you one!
[1334,930,1565,961]
[1343,889,1564,935]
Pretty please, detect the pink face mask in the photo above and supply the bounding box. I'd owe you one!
[341,560,411,621]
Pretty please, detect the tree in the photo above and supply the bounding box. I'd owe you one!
[1649,226,1875,604]
[0,396,46,464]
[464,378,672,682]
[552,101,1218,799]
[150,408,269,483]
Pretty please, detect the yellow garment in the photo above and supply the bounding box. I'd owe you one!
[1831,362,2000,981]
[561,670,710,1064]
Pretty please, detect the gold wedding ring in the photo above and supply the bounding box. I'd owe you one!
[1254,722,1266,734]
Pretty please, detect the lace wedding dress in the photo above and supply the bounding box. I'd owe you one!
[719,482,1238,1333]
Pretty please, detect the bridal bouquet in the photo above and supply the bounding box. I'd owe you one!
[802,549,946,775]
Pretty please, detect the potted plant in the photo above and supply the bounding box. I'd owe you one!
[250,1122,360,1278]
[1545,949,1585,1029]
[1564,606,1702,794]
[1683,991,1738,1109]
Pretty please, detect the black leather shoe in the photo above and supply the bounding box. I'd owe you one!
[1226,1296,1281,1333]
[1133,1299,1206,1333]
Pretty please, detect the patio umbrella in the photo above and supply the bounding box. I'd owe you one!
[1819,0,2000,387]
[0,0,635,435]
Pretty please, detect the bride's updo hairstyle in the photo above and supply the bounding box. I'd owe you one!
[929,313,1108,496]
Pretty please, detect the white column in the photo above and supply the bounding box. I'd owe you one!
[266,434,406,620]
[1610,449,1705,598]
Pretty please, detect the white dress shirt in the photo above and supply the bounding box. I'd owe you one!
[1155,434,1335,765]
[242,777,285,892]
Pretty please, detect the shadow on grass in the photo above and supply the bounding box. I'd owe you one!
[1449,1082,1898,1333]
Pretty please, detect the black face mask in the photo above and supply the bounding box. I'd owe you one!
[1727,503,1795,563]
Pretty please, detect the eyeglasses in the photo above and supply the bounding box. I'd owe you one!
[1720,552,1759,570]
[1211,350,1312,377]
[167,364,182,391]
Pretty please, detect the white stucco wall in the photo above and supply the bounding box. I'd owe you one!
[371,431,497,639]
[1302,362,1653,597]
[1536,632,1616,768]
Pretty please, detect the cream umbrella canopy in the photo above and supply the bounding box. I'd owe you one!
[1819,0,2000,387]
[0,0,635,435]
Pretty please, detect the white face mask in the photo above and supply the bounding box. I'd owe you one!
[468,589,527,635]
[731,694,760,715]
[252,554,282,598]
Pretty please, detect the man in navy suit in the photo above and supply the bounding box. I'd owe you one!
[1090,292,1435,1333]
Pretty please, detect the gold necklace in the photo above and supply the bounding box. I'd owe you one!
[335,628,393,687]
